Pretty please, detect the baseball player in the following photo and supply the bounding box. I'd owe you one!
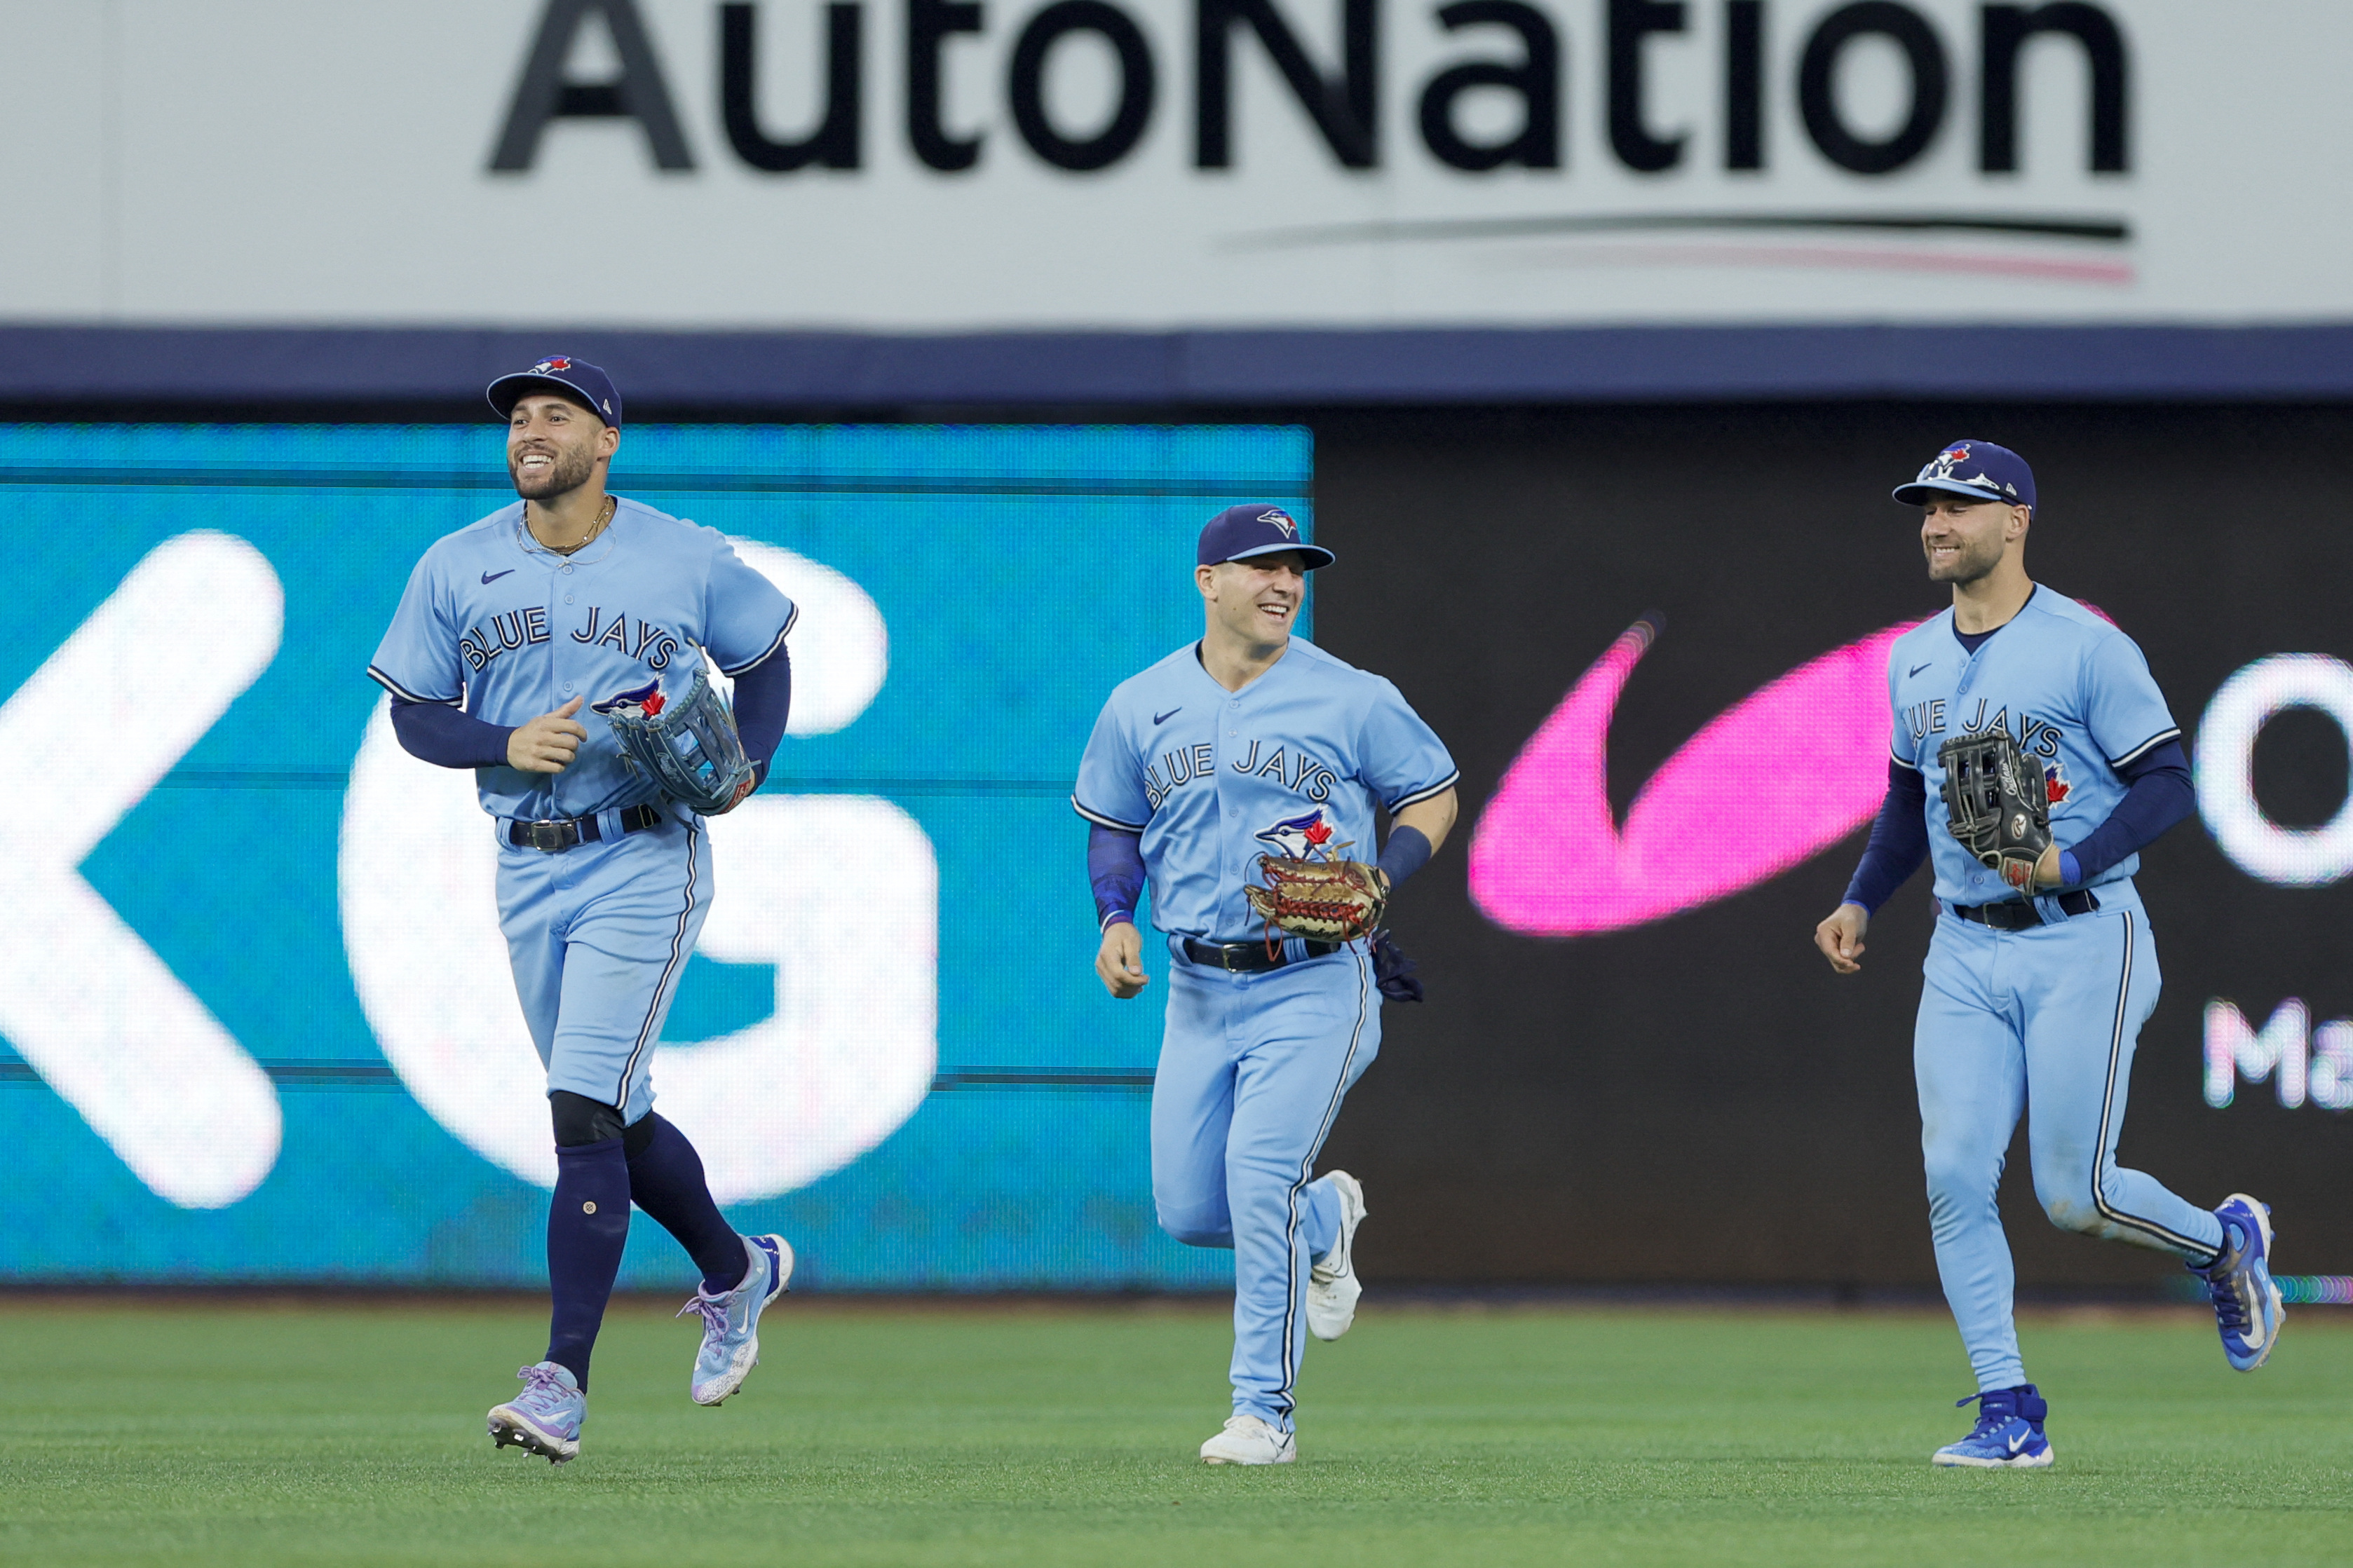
[1074,505,1458,1465]
[367,357,799,1464]
[1813,439,2283,1469]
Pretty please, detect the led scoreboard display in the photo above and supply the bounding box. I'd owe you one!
[0,421,1308,1290]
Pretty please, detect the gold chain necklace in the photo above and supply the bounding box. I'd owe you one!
[524,495,616,557]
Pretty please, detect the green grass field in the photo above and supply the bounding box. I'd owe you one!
[0,1297,2346,1567]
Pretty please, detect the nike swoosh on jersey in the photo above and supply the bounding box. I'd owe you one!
[1908,662,1934,677]
[1153,708,1181,725]
[482,568,516,584]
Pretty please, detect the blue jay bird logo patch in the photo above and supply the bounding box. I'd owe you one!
[592,679,664,718]
[1255,809,1338,859]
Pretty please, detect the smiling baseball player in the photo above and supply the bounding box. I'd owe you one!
[1813,439,2282,1470]
[1075,504,1458,1465]
[367,357,799,1463]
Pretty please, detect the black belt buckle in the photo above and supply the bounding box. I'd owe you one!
[510,806,663,853]
[1185,939,1262,972]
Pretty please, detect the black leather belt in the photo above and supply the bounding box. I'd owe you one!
[1182,936,1343,973]
[506,803,665,852]
[1951,889,2100,930]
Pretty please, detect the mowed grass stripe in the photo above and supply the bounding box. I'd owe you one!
[0,1300,2346,1567]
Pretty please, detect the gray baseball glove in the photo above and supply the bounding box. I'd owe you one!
[593,655,754,816]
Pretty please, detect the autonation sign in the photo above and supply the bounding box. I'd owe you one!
[4,0,2347,327]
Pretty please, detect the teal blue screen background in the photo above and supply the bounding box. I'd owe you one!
[0,423,1313,1290]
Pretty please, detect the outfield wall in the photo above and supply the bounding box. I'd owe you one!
[1313,401,2353,1293]
[2,402,2347,1293]
[0,421,1300,1290]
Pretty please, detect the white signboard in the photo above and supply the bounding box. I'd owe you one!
[1,0,2347,328]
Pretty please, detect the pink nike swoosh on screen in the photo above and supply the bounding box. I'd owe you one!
[1468,616,1923,936]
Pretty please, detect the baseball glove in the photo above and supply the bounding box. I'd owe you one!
[598,655,754,816]
[1246,855,1388,946]
[1937,729,2052,891]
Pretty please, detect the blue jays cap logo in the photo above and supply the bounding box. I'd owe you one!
[1198,501,1334,568]
[1255,809,1338,859]
[532,357,572,374]
[1918,443,2020,498]
[1892,437,2033,510]
[591,678,665,718]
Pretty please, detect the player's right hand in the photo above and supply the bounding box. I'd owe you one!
[1096,921,1151,999]
[1814,902,1869,975]
[508,695,588,774]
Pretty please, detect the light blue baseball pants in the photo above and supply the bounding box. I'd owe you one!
[1153,939,1380,1432]
[1915,886,2224,1391]
[497,814,711,1121]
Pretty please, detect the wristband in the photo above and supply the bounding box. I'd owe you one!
[1377,825,1432,889]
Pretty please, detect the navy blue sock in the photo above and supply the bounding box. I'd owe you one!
[624,1114,747,1295]
[545,1136,632,1391]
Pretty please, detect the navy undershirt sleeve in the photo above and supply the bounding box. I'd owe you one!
[731,646,792,786]
[2063,739,2194,885]
[1843,760,1930,913]
[389,698,513,770]
[1087,823,1147,930]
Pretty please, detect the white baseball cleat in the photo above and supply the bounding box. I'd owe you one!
[1306,1169,1367,1341]
[1200,1414,1296,1465]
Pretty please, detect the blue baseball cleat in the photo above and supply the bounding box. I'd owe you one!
[679,1232,794,1405]
[2197,1194,2284,1372]
[487,1361,584,1464]
[1932,1384,2053,1468]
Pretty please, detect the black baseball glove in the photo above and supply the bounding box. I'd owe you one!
[1937,729,2052,892]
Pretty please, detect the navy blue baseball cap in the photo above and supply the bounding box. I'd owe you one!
[487,355,623,428]
[1893,439,2034,510]
[1197,504,1334,570]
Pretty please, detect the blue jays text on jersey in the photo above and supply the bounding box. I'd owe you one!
[1144,739,1343,811]
[1073,639,1457,941]
[1886,587,2179,906]
[458,605,687,677]
[369,500,794,824]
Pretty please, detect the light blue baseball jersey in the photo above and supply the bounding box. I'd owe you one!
[1073,639,1458,942]
[1888,587,2180,905]
[368,499,795,822]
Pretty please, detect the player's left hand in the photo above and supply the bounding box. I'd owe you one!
[709,774,758,814]
[2029,843,2063,889]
